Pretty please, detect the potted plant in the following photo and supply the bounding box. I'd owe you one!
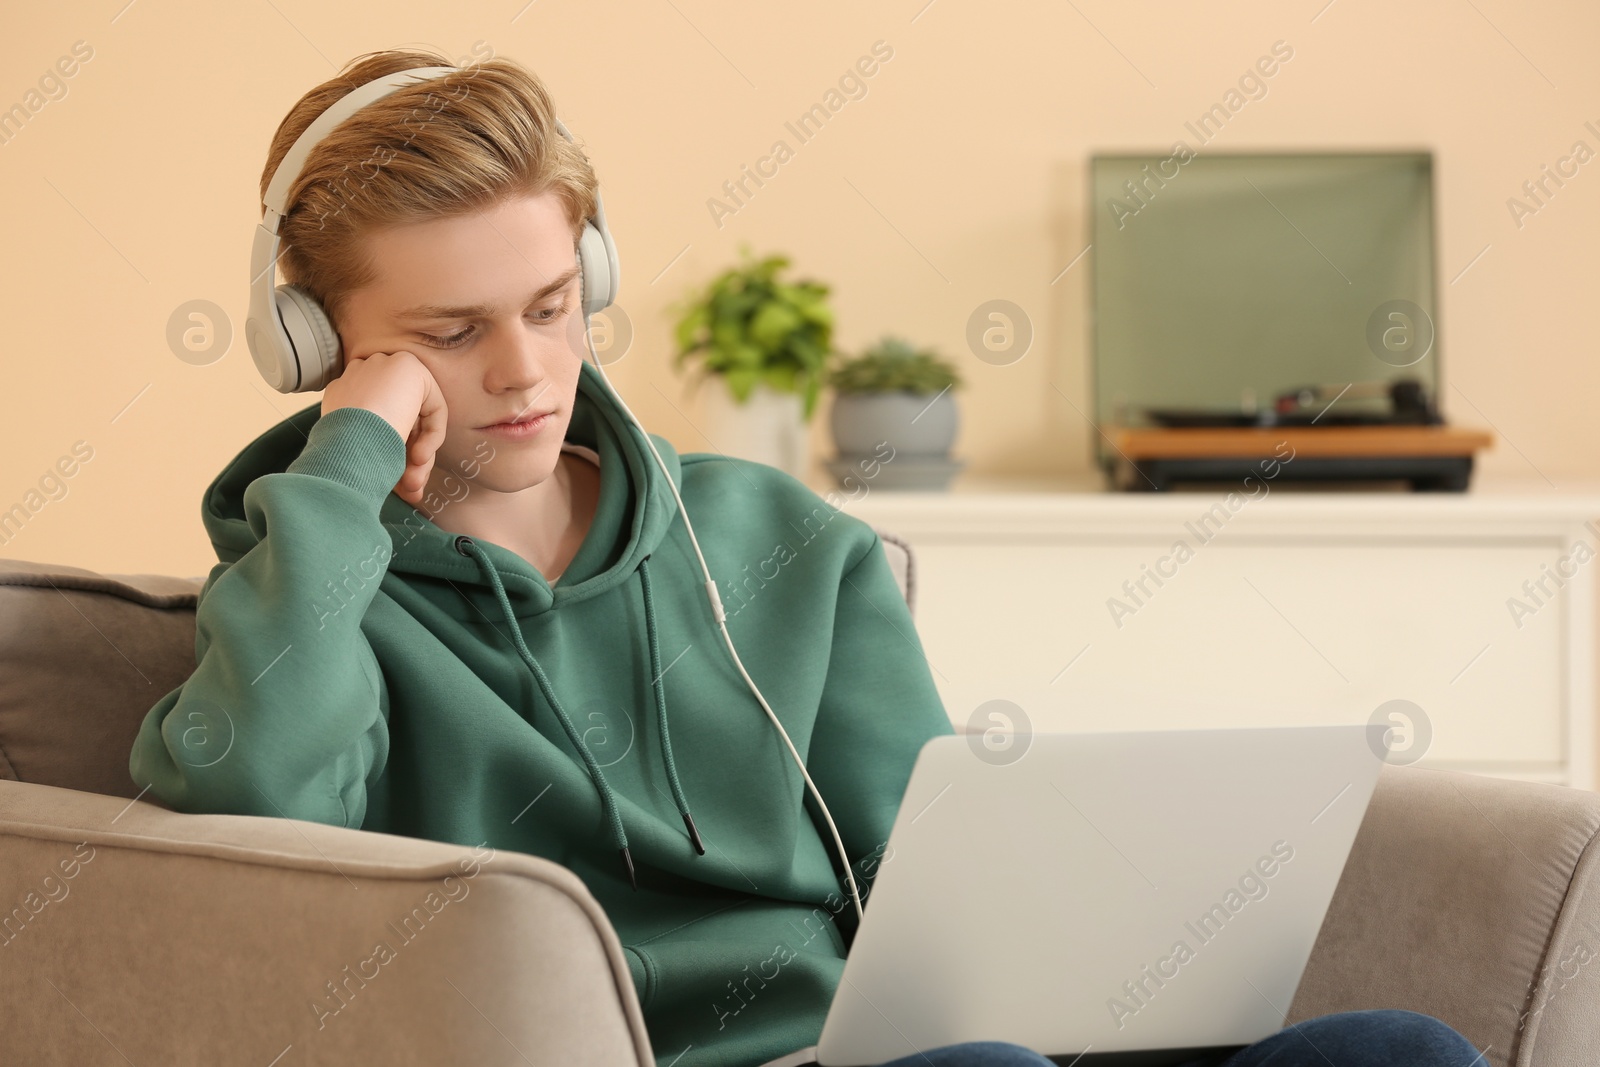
[671,247,835,481]
[827,336,966,490]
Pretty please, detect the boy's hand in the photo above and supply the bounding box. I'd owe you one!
[321,350,448,507]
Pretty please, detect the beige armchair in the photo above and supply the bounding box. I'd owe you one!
[1,539,1596,1067]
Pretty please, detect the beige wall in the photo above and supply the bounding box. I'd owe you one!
[4,1,1598,577]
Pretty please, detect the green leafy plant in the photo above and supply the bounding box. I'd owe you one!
[828,336,963,395]
[671,246,835,420]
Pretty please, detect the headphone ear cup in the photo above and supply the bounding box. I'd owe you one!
[274,285,342,393]
[577,220,615,317]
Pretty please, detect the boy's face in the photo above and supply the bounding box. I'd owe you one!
[335,190,589,500]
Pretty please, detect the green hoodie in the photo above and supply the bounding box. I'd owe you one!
[129,358,953,1066]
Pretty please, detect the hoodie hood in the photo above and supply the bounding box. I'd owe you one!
[203,358,693,884]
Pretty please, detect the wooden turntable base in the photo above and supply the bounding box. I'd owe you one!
[1105,425,1495,492]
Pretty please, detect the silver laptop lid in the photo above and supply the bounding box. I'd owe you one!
[817,725,1384,1066]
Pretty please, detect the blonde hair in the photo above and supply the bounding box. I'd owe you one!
[259,46,599,328]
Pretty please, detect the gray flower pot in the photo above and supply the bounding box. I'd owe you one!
[830,390,958,458]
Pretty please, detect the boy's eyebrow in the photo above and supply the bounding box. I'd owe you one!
[393,265,581,321]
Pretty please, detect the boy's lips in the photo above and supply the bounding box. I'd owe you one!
[477,409,556,440]
[479,408,556,428]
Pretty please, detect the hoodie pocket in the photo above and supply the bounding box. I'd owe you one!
[624,927,844,1061]
[623,944,657,1012]
[624,898,849,1018]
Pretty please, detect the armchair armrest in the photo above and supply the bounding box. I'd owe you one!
[0,780,654,1066]
[1288,764,1600,1067]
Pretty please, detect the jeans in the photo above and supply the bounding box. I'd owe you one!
[874,1009,1486,1066]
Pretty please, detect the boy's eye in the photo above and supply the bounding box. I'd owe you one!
[418,302,571,349]
[423,327,474,349]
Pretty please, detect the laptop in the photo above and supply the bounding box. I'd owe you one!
[765,724,1386,1067]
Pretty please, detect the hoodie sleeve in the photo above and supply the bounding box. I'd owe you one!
[805,531,955,902]
[128,405,407,830]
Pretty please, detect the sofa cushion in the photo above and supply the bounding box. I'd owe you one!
[0,558,201,798]
[1288,764,1600,1067]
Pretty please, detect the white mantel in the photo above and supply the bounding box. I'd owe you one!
[816,472,1600,790]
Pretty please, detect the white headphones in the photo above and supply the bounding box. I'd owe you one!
[246,65,621,393]
[243,64,865,923]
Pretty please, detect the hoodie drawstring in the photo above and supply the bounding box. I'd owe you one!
[453,535,701,891]
[640,553,705,857]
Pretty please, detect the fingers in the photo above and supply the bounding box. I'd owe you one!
[332,348,449,509]
[393,438,426,506]
[412,366,449,470]
[397,458,436,507]
[393,353,448,509]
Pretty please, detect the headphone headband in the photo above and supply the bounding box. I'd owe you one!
[246,64,620,392]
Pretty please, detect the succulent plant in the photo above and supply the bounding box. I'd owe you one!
[828,336,962,396]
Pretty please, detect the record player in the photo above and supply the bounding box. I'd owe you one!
[1088,150,1492,491]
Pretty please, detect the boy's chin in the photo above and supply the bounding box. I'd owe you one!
[462,457,562,494]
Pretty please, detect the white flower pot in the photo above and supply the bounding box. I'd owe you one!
[702,380,809,483]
